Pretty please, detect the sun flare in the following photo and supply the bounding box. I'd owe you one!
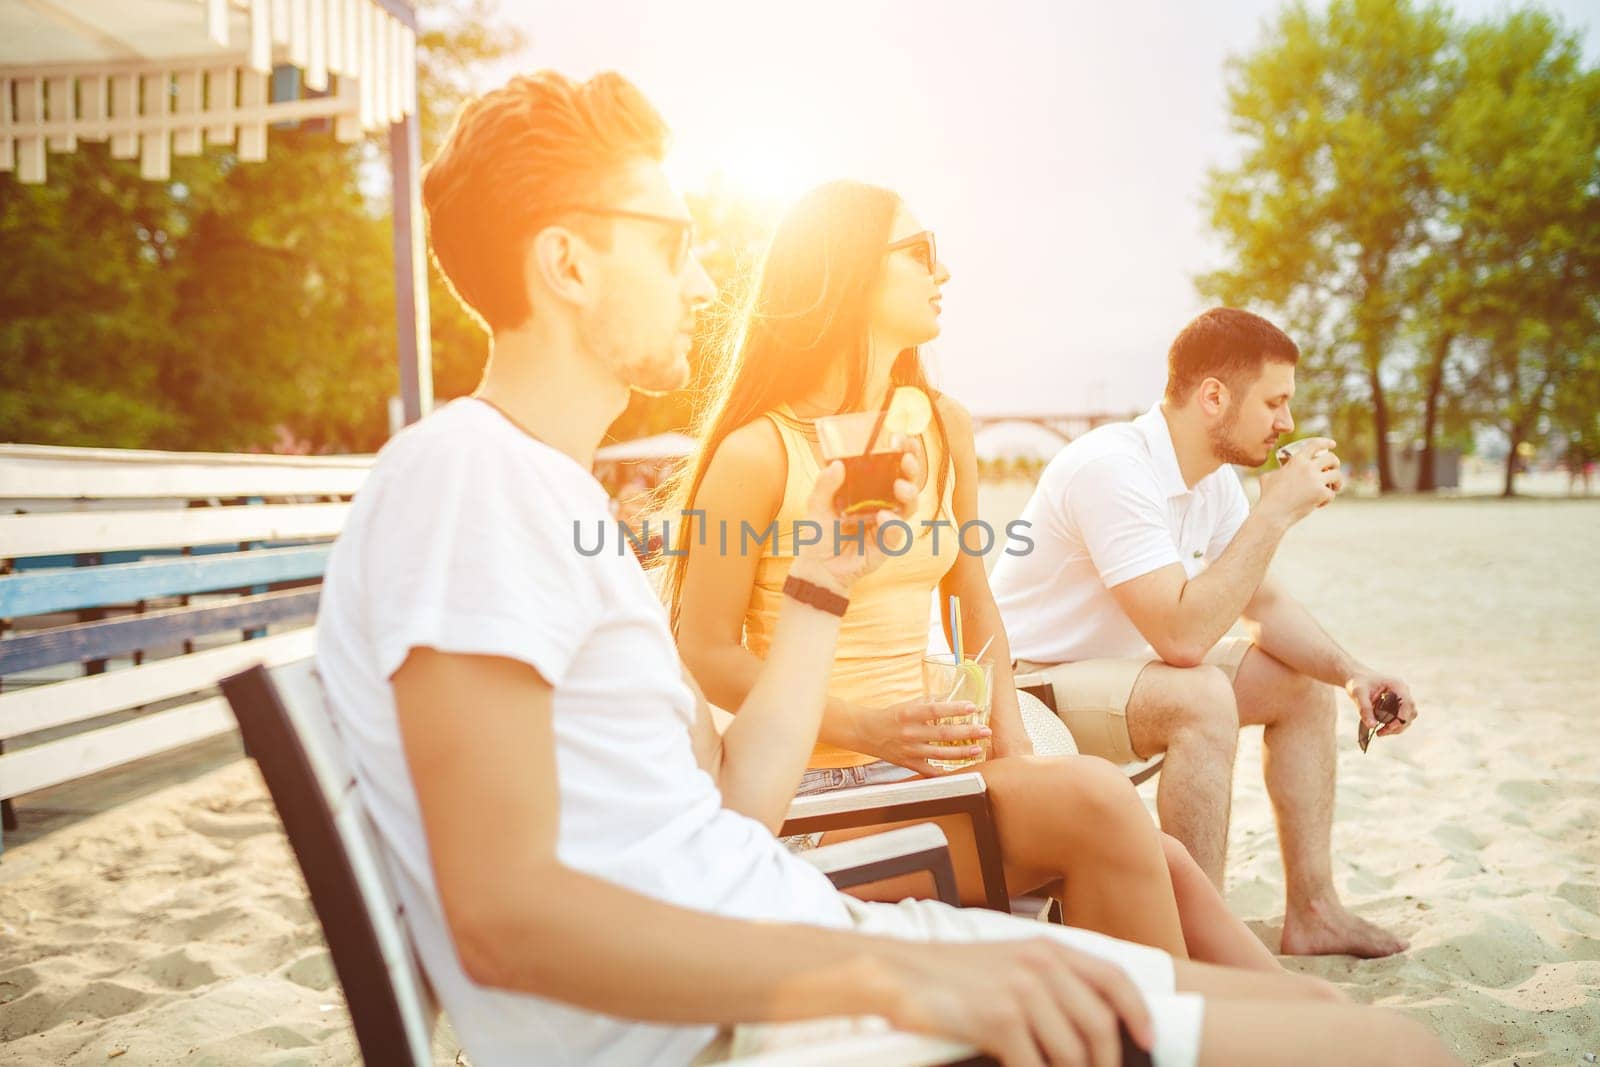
[669,132,829,212]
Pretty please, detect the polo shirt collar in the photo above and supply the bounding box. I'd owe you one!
[1134,404,1192,499]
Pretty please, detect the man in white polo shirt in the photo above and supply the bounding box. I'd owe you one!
[990,308,1421,959]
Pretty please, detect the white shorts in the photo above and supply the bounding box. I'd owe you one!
[719,896,1204,1066]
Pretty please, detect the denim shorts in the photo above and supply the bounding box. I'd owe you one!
[795,760,920,797]
[784,760,920,852]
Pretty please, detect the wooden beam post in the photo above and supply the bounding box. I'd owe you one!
[388,106,431,427]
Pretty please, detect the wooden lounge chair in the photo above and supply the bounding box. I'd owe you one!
[220,659,999,1066]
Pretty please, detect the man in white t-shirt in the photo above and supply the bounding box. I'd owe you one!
[990,308,1422,960]
[313,72,1457,1067]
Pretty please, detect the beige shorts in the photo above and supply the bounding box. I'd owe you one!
[1015,636,1253,764]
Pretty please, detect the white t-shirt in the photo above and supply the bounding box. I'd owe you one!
[990,404,1250,665]
[315,399,850,1067]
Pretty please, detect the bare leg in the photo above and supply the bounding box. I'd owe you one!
[1197,1001,1460,1067]
[1176,961,1460,1067]
[1160,834,1280,973]
[1172,958,1340,1002]
[823,755,1190,956]
[984,756,1187,955]
[1231,647,1406,958]
[1126,664,1240,886]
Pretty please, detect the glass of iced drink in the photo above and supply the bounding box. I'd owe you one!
[814,387,933,521]
[815,410,907,519]
[921,653,993,771]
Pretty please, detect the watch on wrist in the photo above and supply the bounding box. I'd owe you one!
[782,574,849,617]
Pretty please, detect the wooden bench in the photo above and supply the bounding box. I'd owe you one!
[0,443,372,854]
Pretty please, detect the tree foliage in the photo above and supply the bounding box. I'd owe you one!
[0,2,781,457]
[0,1,524,453]
[1201,0,1599,494]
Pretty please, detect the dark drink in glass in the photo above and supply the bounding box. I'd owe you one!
[816,410,906,519]
[835,451,904,517]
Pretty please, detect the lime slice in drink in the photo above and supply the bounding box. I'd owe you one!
[883,387,933,436]
[957,660,987,706]
[842,497,897,515]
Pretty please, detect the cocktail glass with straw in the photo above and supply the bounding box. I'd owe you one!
[815,388,932,520]
[923,651,993,771]
[924,597,992,770]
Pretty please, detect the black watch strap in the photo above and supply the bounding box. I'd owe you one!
[782,574,849,617]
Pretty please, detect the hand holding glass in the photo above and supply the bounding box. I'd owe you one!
[921,654,993,771]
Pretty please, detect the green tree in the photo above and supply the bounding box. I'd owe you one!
[1200,0,1455,491]
[165,130,399,451]
[415,0,529,405]
[0,0,525,453]
[0,152,189,446]
[1549,340,1600,488]
[1434,9,1600,495]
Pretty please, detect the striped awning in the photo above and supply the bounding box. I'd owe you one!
[0,0,417,183]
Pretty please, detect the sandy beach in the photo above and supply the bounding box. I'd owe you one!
[2,493,1597,1065]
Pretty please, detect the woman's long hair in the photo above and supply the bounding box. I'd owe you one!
[656,179,952,632]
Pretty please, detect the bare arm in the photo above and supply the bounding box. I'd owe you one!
[935,396,1031,757]
[1111,507,1294,667]
[1110,439,1341,667]
[1244,577,1420,737]
[675,420,868,755]
[394,648,880,1019]
[1241,577,1359,688]
[392,647,1154,1062]
[678,424,985,779]
[688,445,942,826]
[698,546,875,830]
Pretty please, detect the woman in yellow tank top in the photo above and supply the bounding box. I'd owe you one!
[660,181,1277,971]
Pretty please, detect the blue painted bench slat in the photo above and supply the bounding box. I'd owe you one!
[0,588,321,675]
[7,542,321,572]
[0,546,331,618]
[0,443,376,858]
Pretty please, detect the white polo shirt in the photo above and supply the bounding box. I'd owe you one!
[990,404,1250,665]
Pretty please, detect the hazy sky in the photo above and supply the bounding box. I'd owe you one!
[485,0,1597,417]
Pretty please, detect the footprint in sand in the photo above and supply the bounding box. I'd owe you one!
[1494,778,1560,807]
[1407,926,1552,990]
[1430,824,1487,853]
[181,810,284,841]
[0,990,61,1041]
[219,1023,321,1053]
[282,949,336,992]
[136,947,223,992]
[1554,882,1600,913]
[159,904,249,943]
[4,978,159,1038]
[0,964,42,1005]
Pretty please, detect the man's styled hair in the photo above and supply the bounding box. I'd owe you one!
[421,70,670,334]
[1165,307,1300,403]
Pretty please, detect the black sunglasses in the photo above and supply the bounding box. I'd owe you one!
[550,205,696,272]
[885,230,937,275]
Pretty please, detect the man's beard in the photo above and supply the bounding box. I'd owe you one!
[619,346,689,396]
[592,326,689,396]
[1208,402,1273,467]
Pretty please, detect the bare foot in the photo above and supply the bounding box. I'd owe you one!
[1280,899,1408,958]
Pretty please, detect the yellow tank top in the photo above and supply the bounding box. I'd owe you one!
[743,403,960,769]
